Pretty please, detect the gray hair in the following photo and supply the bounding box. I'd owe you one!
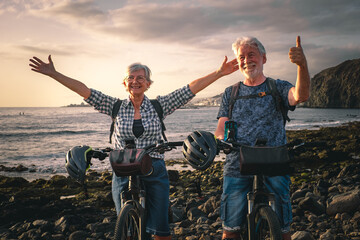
[232,37,266,57]
[125,63,153,84]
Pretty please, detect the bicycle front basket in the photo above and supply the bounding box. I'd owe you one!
[109,149,152,177]
[239,145,293,176]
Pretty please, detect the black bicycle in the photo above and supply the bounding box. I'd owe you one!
[216,139,305,240]
[78,140,182,240]
[110,140,183,240]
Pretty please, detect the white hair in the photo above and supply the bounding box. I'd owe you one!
[124,63,153,84]
[232,37,266,57]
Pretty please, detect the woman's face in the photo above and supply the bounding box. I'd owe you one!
[123,69,151,97]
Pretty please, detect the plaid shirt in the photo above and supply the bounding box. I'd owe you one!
[85,85,195,159]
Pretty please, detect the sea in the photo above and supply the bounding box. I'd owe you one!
[0,106,359,181]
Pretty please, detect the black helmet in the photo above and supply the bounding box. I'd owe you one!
[65,145,92,182]
[182,130,217,170]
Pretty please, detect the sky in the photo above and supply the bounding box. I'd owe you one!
[1,0,359,107]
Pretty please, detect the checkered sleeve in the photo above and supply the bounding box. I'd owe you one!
[156,85,195,117]
[84,88,117,116]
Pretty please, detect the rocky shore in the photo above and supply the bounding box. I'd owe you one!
[1,122,360,240]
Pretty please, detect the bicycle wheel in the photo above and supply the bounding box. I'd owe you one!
[114,203,141,240]
[254,206,282,240]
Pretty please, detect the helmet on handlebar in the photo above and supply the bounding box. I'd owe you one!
[182,130,217,170]
[65,145,92,183]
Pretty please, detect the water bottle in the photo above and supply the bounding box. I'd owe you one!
[224,120,237,142]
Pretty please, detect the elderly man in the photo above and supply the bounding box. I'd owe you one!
[215,36,310,240]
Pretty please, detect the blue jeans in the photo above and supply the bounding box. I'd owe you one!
[220,175,292,233]
[112,159,170,237]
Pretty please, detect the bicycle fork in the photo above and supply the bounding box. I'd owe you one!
[121,176,148,240]
[139,189,147,240]
[247,175,277,240]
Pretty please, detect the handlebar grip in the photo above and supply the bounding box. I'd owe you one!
[91,150,108,160]
[167,141,183,147]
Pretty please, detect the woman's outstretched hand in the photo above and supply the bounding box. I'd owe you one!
[29,55,56,77]
[29,55,91,98]
[216,56,239,77]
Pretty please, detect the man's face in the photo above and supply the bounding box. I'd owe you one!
[237,45,266,80]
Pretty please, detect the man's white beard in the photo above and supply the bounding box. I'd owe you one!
[242,65,263,83]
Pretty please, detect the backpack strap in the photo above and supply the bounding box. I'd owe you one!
[227,79,290,125]
[109,99,167,143]
[228,82,240,120]
[150,99,168,141]
[266,78,290,125]
[109,99,122,143]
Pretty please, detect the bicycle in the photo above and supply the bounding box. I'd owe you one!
[67,140,183,239]
[216,138,305,240]
[85,140,183,240]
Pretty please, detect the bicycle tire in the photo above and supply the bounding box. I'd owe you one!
[254,206,282,240]
[114,203,141,240]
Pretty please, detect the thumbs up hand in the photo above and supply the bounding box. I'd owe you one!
[289,36,307,67]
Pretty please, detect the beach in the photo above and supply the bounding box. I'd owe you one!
[1,121,360,239]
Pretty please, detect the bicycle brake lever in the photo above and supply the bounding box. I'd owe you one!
[293,142,305,150]
[217,140,235,154]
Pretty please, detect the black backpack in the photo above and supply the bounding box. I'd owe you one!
[109,99,167,143]
[228,78,290,124]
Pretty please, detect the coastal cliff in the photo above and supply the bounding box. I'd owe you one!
[303,58,360,108]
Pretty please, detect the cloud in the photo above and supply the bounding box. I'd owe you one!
[307,44,360,73]
[19,45,72,56]
[25,0,108,26]
[6,0,360,82]
[14,0,358,50]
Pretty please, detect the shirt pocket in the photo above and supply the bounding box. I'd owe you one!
[141,112,162,139]
[117,116,134,139]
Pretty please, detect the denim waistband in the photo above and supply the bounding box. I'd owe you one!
[151,158,164,162]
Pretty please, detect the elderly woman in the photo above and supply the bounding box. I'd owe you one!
[29,55,238,239]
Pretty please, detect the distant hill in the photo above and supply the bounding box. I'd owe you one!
[189,59,360,108]
[187,93,223,107]
[65,102,91,107]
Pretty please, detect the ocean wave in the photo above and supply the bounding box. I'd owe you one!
[286,120,344,130]
[0,130,96,138]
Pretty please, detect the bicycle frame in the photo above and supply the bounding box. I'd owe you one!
[68,141,183,240]
[247,174,277,240]
[115,140,183,240]
[216,138,289,240]
[120,175,147,239]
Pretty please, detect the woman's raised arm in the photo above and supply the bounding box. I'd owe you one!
[29,55,91,99]
[189,56,239,95]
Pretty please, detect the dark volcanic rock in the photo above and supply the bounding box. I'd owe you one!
[303,58,360,108]
[1,122,360,239]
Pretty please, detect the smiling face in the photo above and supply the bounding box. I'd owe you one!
[237,44,267,83]
[123,69,151,98]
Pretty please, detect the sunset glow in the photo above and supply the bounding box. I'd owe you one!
[1,0,359,107]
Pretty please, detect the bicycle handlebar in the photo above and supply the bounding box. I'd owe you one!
[143,141,183,154]
[89,141,184,160]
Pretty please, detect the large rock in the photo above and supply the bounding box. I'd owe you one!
[303,58,360,108]
[292,231,315,240]
[326,190,360,215]
[298,196,326,216]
